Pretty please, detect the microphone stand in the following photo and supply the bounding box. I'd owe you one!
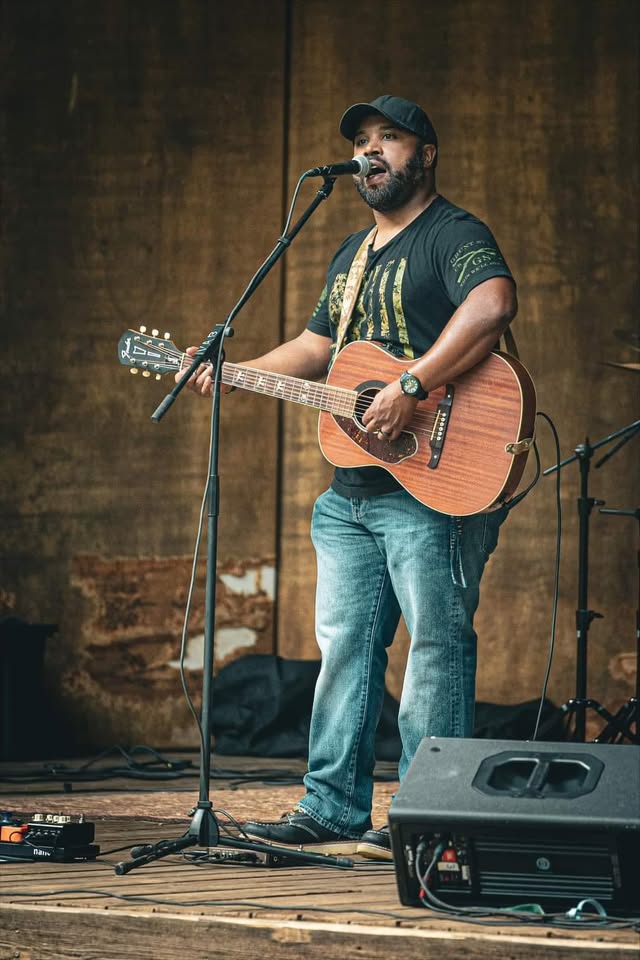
[115,175,353,874]
[542,419,640,742]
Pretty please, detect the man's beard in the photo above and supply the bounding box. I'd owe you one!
[355,146,426,212]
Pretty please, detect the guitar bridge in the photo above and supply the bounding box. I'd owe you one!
[428,385,454,469]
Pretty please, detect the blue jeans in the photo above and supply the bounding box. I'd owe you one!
[298,487,507,838]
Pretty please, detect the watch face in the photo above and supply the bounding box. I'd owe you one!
[401,373,420,395]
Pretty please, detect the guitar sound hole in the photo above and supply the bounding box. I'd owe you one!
[353,388,379,431]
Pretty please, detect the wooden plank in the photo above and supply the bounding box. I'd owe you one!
[0,904,638,960]
[0,780,398,838]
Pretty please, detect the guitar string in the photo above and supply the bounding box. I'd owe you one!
[129,343,441,436]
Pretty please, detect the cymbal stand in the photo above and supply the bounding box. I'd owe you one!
[593,507,640,744]
[542,420,640,741]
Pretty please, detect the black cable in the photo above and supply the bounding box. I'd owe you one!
[0,769,305,785]
[176,470,212,758]
[504,438,541,511]
[99,841,163,857]
[531,411,563,740]
[0,747,310,786]
[0,885,636,930]
[0,766,395,786]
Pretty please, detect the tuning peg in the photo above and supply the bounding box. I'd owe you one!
[164,332,171,339]
[139,325,147,333]
[142,370,151,378]
[151,328,159,336]
[130,368,139,375]
[155,374,161,380]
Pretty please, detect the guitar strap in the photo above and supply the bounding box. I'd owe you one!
[332,223,520,361]
[501,326,519,359]
[332,226,377,364]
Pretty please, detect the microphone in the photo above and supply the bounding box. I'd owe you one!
[304,156,373,178]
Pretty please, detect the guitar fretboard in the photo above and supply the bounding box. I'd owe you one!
[220,362,357,417]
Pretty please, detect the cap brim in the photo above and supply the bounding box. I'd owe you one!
[339,103,386,141]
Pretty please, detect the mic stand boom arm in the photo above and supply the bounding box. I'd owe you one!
[115,177,350,874]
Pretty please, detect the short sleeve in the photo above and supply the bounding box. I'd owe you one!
[306,284,331,337]
[434,220,514,306]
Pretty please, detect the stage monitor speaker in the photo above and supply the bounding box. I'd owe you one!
[389,737,640,915]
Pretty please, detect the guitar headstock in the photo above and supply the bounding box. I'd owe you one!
[117,327,182,379]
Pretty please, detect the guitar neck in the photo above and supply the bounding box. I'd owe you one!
[220,361,357,416]
[117,329,357,416]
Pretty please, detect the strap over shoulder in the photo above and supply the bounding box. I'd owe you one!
[332,226,377,361]
[501,326,519,359]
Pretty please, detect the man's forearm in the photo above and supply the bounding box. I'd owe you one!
[243,329,333,382]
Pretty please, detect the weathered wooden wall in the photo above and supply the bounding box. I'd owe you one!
[1,0,288,750]
[1,0,637,753]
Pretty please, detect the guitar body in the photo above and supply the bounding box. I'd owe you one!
[318,341,536,516]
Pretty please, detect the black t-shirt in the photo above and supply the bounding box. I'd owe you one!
[306,194,515,498]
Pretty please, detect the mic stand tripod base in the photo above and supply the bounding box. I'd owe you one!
[549,697,638,743]
[593,697,640,745]
[114,800,354,875]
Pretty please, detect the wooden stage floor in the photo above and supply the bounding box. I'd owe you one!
[0,753,638,959]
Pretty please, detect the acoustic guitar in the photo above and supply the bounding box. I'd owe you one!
[118,329,536,516]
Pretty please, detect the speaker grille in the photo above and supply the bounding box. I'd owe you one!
[478,872,614,899]
[472,836,615,902]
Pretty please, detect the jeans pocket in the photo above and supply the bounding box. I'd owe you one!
[449,509,506,589]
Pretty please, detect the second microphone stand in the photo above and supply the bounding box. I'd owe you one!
[543,419,640,742]
[593,506,640,744]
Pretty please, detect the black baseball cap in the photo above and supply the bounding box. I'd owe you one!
[339,95,438,146]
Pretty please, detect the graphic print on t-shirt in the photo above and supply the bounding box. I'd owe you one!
[327,258,416,358]
[450,239,507,290]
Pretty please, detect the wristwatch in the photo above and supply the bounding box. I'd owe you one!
[399,370,429,400]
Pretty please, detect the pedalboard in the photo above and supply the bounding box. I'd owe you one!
[0,811,99,862]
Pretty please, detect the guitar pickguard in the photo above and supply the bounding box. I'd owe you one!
[333,416,418,464]
[333,379,419,463]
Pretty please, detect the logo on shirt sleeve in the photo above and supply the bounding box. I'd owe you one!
[450,240,505,287]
